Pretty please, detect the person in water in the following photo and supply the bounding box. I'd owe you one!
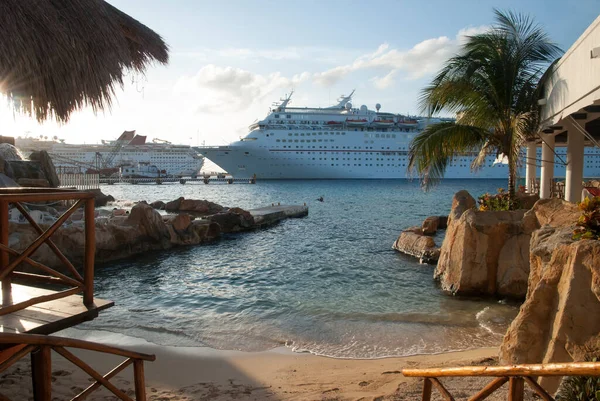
[317,196,324,202]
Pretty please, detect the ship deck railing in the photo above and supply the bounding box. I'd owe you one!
[402,361,600,401]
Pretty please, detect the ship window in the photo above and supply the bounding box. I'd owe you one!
[294,140,298,142]
[392,134,396,138]
[342,133,346,135]
[301,133,305,136]
[276,139,281,142]
[286,114,291,119]
[274,114,279,118]
[294,133,298,136]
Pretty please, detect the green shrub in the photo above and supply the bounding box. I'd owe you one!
[477,188,521,211]
[573,197,600,241]
[556,357,600,401]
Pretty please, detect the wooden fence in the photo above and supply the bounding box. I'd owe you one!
[0,333,154,400]
[402,361,600,401]
[58,174,100,190]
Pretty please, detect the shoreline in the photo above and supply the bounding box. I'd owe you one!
[3,329,501,400]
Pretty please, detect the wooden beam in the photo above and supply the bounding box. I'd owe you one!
[11,271,80,289]
[0,287,82,316]
[1,201,10,307]
[134,360,146,401]
[13,203,83,283]
[523,376,554,401]
[31,345,52,401]
[54,347,133,401]
[0,333,155,361]
[422,378,432,401]
[468,377,509,401]
[83,198,95,306]
[402,362,600,377]
[0,345,35,374]
[508,377,524,401]
[72,359,133,400]
[430,377,455,401]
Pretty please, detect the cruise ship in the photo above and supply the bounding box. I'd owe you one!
[16,131,204,177]
[198,91,600,179]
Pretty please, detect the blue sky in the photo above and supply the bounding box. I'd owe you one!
[4,1,599,145]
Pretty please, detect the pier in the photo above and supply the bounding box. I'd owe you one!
[249,204,309,227]
[100,176,256,185]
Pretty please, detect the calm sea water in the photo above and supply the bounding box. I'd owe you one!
[76,179,519,358]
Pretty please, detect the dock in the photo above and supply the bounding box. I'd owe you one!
[249,204,309,227]
[100,176,256,185]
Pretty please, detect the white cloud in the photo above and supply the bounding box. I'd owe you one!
[313,25,489,87]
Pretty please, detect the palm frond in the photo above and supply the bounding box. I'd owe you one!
[408,122,491,189]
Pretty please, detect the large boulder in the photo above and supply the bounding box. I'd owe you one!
[435,191,529,298]
[89,189,115,207]
[206,208,254,233]
[499,227,600,394]
[150,200,166,210]
[179,199,224,215]
[393,227,440,264]
[165,197,183,212]
[28,151,60,187]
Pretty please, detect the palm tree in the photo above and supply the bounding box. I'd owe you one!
[408,9,562,207]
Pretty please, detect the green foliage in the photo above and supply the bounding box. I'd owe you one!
[573,197,600,241]
[477,188,522,211]
[408,9,562,200]
[556,357,600,401]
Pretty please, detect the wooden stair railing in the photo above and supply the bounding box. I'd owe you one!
[0,188,96,313]
[0,333,155,401]
[402,362,600,401]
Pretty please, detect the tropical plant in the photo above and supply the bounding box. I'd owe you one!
[556,356,600,401]
[408,9,562,209]
[478,187,523,211]
[572,196,600,240]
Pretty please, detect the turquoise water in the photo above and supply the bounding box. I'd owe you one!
[80,180,519,358]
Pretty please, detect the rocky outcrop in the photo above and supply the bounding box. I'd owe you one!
[150,200,166,210]
[421,216,448,235]
[206,207,255,233]
[499,228,600,393]
[28,151,60,188]
[9,203,220,269]
[393,227,440,264]
[165,197,224,215]
[89,189,114,207]
[435,191,530,298]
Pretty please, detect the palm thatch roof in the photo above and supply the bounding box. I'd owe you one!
[0,0,169,123]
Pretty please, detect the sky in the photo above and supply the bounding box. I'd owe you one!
[2,0,599,146]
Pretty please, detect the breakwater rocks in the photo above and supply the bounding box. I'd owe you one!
[9,198,308,269]
[0,145,59,188]
[500,199,597,394]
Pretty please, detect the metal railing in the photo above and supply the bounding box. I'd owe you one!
[58,174,100,190]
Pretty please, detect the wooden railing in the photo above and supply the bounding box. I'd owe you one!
[0,333,155,400]
[0,188,96,311]
[402,362,600,401]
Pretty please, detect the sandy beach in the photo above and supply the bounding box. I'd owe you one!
[0,336,541,400]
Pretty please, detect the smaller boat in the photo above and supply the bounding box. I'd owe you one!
[372,119,395,127]
[120,162,165,178]
[326,120,343,125]
[346,118,368,126]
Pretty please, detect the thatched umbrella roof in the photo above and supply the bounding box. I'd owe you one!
[0,0,169,122]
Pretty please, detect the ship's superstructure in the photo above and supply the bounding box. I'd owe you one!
[16,131,204,177]
[198,91,600,179]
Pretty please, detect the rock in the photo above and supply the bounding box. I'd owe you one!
[437,216,449,230]
[422,216,440,235]
[150,200,166,210]
[124,203,170,243]
[523,198,580,230]
[499,227,600,394]
[448,190,476,226]
[28,151,60,187]
[16,178,50,187]
[170,214,191,232]
[435,207,529,298]
[393,226,441,264]
[88,189,114,207]
[0,173,18,188]
[0,143,23,161]
[206,208,254,233]
[190,220,220,242]
[179,199,224,215]
[165,197,183,212]
[515,192,539,210]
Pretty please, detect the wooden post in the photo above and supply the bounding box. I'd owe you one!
[83,198,95,306]
[134,360,146,400]
[31,346,52,401]
[0,200,10,307]
[508,377,525,401]
[422,378,432,401]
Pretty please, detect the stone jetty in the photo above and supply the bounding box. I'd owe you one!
[8,197,308,270]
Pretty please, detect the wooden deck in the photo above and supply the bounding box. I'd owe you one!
[0,284,113,336]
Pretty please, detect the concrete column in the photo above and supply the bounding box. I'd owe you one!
[540,133,555,199]
[525,141,537,193]
[565,126,585,203]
